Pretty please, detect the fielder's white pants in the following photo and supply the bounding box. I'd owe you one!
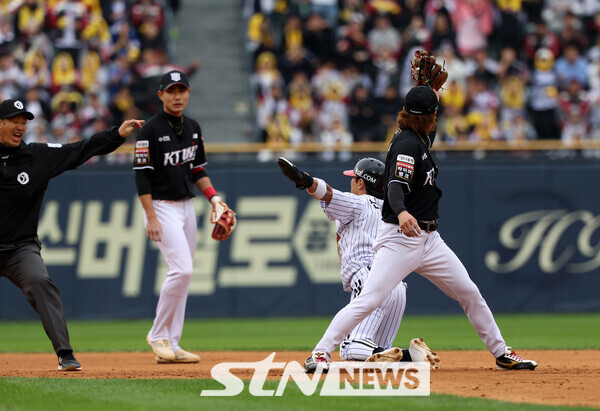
[315,223,506,358]
[145,199,196,352]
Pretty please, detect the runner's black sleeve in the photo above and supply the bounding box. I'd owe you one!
[388,182,408,215]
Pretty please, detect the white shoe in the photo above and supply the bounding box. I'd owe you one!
[409,338,441,370]
[156,348,200,363]
[366,347,403,362]
[146,335,175,361]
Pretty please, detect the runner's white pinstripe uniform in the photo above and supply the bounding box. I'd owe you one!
[324,187,407,360]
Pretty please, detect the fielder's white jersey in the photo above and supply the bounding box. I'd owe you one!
[321,188,383,292]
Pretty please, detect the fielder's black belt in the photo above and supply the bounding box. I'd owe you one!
[418,220,438,233]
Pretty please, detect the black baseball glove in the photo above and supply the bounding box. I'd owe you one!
[278,157,314,190]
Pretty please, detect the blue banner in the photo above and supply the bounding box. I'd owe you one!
[1,160,599,319]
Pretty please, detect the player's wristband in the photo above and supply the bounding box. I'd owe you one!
[203,186,218,201]
[308,178,327,200]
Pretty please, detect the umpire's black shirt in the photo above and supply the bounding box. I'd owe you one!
[0,127,124,248]
[382,128,442,223]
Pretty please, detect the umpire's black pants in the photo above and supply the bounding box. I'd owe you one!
[0,242,72,355]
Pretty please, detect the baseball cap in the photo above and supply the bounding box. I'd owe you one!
[404,86,438,115]
[158,70,190,91]
[0,99,35,120]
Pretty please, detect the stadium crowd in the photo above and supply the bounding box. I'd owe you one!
[0,0,199,152]
[244,0,600,157]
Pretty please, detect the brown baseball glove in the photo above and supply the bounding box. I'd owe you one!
[211,199,236,241]
[410,50,448,91]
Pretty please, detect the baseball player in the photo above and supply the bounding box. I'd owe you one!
[0,98,143,371]
[278,157,441,372]
[133,70,235,364]
[304,86,538,371]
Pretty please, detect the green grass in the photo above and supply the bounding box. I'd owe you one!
[0,313,598,352]
[0,314,599,410]
[0,378,592,411]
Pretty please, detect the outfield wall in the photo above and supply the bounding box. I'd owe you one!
[2,159,599,319]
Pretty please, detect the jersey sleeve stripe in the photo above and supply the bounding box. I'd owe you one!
[133,165,154,171]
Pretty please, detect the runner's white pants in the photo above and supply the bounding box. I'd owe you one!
[145,199,196,352]
[315,223,506,358]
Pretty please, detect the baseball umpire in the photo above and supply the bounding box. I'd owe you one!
[133,70,236,364]
[304,86,538,371]
[0,98,143,371]
[279,157,441,372]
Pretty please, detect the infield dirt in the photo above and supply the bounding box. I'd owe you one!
[1,350,598,408]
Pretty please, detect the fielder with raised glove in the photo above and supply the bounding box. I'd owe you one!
[410,49,448,91]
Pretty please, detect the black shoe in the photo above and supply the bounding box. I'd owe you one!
[58,353,82,371]
[496,347,537,370]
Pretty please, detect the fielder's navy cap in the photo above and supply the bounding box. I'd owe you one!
[0,99,35,120]
[158,70,190,91]
[404,86,438,115]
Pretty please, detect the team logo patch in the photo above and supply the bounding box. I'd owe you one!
[171,72,182,82]
[135,147,150,165]
[14,100,24,109]
[397,154,414,164]
[396,160,414,181]
[17,172,29,185]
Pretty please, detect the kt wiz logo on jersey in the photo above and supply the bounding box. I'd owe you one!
[163,145,198,166]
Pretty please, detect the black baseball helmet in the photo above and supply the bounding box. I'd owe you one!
[343,157,385,198]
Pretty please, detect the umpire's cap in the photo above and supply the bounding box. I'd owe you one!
[343,158,385,198]
[404,86,438,115]
[0,99,35,120]
[158,70,190,91]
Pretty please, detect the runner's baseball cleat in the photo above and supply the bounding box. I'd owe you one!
[147,335,176,361]
[366,347,403,362]
[156,349,200,363]
[496,347,538,370]
[304,352,330,374]
[409,338,442,370]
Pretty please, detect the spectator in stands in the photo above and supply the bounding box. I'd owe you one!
[50,52,79,94]
[48,0,90,62]
[375,84,403,141]
[402,13,432,52]
[528,47,561,139]
[430,10,456,53]
[558,79,590,130]
[499,76,527,124]
[348,83,376,141]
[278,44,315,86]
[524,20,560,67]
[367,14,402,60]
[320,115,353,161]
[0,53,25,98]
[288,70,318,142]
[554,43,589,90]
[367,45,400,98]
[450,0,494,58]
[310,0,339,31]
[303,12,335,64]
[335,14,370,71]
[558,11,589,54]
[131,0,167,51]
